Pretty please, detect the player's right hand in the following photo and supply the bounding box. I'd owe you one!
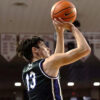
[53,18,64,34]
[58,18,75,32]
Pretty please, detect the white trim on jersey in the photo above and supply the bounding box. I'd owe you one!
[51,79,56,100]
[39,59,59,79]
[58,78,63,100]
[39,59,63,100]
[51,79,63,100]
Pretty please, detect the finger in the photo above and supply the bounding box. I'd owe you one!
[55,18,63,25]
[53,18,57,23]
[58,18,73,25]
[52,20,57,26]
[53,20,58,26]
[55,18,63,23]
[53,19,57,24]
[58,17,65,23]
[54,18,57,21]
[53,18,64,28]
[53,18,57,24]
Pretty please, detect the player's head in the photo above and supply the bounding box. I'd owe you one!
[17,36,50,62]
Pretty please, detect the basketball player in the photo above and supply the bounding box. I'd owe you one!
[17,19,91,100]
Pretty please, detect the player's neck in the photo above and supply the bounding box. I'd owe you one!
[32,57,43,63]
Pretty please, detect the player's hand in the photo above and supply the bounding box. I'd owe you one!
[53,18,64,34]
[58,18,75,32]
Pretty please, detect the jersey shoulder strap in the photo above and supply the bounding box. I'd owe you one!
[22,59,44,74]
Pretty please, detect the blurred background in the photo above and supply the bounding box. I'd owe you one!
[0,0,100,100]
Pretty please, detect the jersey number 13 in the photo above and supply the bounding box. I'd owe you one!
[26,71,36,91]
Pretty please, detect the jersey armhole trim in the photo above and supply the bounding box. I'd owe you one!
[39,59,59,79]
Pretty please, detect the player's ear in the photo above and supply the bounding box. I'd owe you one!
[32,47,39,54]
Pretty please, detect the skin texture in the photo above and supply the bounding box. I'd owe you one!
[32,18,91,78]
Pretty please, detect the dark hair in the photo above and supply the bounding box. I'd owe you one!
[17,36,44,61]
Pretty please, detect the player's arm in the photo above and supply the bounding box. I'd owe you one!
[47,25,91,67]
[53,18,65,53]
[43,21,91,77]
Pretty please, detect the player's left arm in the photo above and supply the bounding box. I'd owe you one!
[53,18,65,53]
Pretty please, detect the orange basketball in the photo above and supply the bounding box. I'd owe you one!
[51,0,77,23]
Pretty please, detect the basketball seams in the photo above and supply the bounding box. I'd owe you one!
[62,15,75,19]
[64,11,73,16]
[54,7,73,15]
[54,7,76,20]
[51,0,77,23]
[53,0,67,16]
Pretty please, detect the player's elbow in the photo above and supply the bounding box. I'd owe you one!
[87,46,91,54]
[84,47,91,56]
[80,46,91,57]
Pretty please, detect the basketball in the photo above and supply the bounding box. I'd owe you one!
[51,0,77,23]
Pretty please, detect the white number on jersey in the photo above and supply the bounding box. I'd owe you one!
[26,71,36,91]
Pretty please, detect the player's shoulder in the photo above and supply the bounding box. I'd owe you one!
[22,59,44,74]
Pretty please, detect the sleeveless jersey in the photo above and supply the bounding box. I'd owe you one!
[22,59,63,100]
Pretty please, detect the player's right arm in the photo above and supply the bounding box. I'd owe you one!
[53,18,65,53]
[43,21,91,77]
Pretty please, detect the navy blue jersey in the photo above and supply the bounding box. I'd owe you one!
[22,59,63,100]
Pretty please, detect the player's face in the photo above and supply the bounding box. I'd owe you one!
[38,41,50,58]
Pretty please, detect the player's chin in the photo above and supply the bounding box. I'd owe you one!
[45,53,50,58]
